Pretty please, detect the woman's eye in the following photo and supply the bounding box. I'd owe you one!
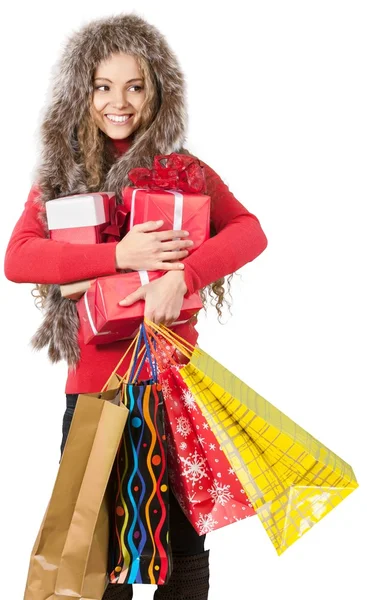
[94,84,143,92]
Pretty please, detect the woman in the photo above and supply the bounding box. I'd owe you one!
[4,12,268,600]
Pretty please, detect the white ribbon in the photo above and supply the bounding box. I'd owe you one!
[83,287,111,337]
[130,188,184,231]
[84,290,97,335]
[138,270,150,286]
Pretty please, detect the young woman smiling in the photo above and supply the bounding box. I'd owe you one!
[4,13,268,600]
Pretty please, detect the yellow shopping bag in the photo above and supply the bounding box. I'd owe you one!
[144,320,359,556]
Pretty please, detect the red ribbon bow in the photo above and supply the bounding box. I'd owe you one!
[127,153,207,194]
[100,195,128,242]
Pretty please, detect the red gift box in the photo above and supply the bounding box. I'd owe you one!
[123,187,210,253]
[46,192,123,244]
[77,271,203,345]
[159,365,256,534]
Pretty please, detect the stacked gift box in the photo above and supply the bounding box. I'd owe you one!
[45,154,210,343]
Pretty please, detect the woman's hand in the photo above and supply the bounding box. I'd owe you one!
[119,271,188,326]
[115,220,193,271]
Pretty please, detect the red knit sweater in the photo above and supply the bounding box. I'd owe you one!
[4,137,268,393]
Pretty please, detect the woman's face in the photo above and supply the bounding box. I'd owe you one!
[91,52,146,139]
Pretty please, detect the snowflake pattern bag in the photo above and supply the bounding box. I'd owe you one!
[159,365,256,535]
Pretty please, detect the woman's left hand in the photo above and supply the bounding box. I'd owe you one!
[118,271,188,326]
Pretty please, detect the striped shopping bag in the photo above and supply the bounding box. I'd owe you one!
[107,324,172,585]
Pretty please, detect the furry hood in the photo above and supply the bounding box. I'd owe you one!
[34,11,188,206]
[31,12,191,367]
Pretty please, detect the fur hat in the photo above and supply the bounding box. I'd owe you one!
[31,12,192,367]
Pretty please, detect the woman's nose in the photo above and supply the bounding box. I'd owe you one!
[111,90,129,109]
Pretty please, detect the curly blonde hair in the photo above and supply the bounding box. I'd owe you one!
[33,53,233,318]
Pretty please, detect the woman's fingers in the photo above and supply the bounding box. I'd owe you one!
[133,220,164,232]
[160,239,194,251]
[146,313,177,325]
[158,262,185,270]
[155,229,190,241]
[119,286,146,306]
[159,250,189,261]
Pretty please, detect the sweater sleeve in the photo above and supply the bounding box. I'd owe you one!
[4,184,119,284]
[182,161,268,294]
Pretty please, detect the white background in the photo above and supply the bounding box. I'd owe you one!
[1,1,366,598]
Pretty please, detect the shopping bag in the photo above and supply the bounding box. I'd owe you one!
[143,334,256,533]
[160,364,256,534]
[23,374,129,600]
[182,350,359,555]
[144,320,359,556]
[108,324,172,585]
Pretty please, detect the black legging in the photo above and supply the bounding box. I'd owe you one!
[61,394,206,557]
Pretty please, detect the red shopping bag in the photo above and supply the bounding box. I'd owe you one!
[143,329,256,535]
[161,366,256,534]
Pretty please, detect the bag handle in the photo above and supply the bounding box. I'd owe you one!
[143,320,203,378]
[145,324,191,359]
[127,325,145,382]
[144,318,202,359]
[141,322,158,381]
[101,318,202,394]
[142,325,177,373]
[100,329,142,392]
[127,323,157,383]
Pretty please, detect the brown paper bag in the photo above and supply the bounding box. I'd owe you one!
[23,375,129,600]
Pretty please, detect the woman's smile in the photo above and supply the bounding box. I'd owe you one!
[105,113,134,126]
